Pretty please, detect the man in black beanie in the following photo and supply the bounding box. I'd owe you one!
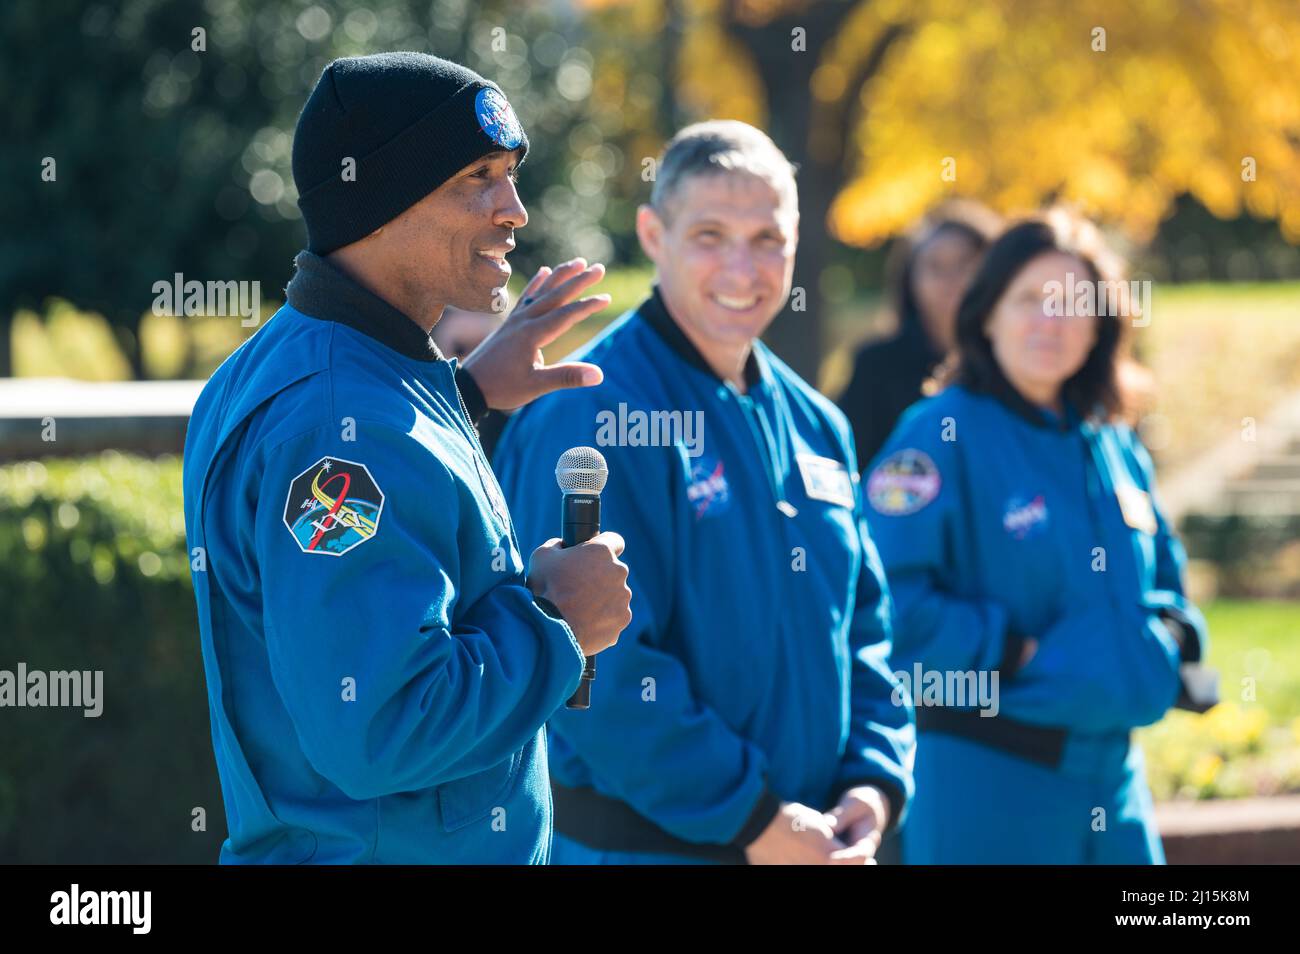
[182,52,632,864]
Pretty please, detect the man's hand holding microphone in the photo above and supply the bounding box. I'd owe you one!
[454,260,630,695]
[527,531,631,663]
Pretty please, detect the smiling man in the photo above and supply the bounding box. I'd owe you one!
[182,53,632,864]
[494,121,915,864]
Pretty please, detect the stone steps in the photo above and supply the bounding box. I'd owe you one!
[1252,454,1300,480]
[1221,478,1300,515]
[1157,391,1300,522]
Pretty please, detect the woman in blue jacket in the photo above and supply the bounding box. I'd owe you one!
[865,212,1214,864]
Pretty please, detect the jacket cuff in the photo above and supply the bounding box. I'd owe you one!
[532,592,565,622]
[729,785,781,848]
[998,626,1031,679]
[1157,607,1201,663]
[836,777,906,835]
[530,591,587,694]
[454,365,489,424]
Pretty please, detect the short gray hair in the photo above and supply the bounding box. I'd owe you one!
[650,120,799,222]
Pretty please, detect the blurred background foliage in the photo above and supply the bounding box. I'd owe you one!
[593,0,1300,373]
[0,454,223,862]
[14,278,1300,484]
[3,0,1300,379]
[2,0,624,377]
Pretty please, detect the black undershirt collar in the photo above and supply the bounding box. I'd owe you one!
[285,250,446,362]
[637,284,763,390]
[975,365,1082,434]
[284,250,489,422]
[967,356,1086,434]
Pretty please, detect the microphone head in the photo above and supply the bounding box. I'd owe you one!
[556,446,609,495]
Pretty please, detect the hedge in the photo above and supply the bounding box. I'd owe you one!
[0,452,223,863]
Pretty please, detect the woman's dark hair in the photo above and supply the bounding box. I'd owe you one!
[934,209,1129,421]
[886,199,1002,335]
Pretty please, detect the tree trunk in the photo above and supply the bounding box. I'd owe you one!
[730,9,832,381]
[660,0,686,134]
[726,3,910,383]
[0,318,12,378]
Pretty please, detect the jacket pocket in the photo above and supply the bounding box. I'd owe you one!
[1003,607,1179,731]
[252,826,318,864]
[437,749,523,832]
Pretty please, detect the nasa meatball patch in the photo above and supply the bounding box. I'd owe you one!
[475,87,524,150]
[1002,494,1049,540]
[867,449,941,516]
[686,453,731,520]
[283,457,384,556]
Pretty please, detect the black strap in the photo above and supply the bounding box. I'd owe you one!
[454,365,489,424]
[551,782,746,864]
[915,707,1070,769]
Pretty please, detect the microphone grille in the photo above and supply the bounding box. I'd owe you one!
[556,446,609,494]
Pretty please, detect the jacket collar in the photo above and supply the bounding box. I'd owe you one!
[285,250,446,363]
[981,371,1081,433]
[637,284,763,390]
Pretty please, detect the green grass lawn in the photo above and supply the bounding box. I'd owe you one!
[1140,599,1300,801]
[556,279,1300,478]
[16,277,1300,471]
[1131,282,1300,468]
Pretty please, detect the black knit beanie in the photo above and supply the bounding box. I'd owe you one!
[292,52,529,254]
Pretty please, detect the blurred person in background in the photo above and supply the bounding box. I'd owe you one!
[865,211,1216,864]
[430,304,504,360]
[494,120,914,865]
[838,201,1001,468]
[431,305,509,457]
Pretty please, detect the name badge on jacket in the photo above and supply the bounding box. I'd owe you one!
[1116,482,1158,535]
[796,453,855,509]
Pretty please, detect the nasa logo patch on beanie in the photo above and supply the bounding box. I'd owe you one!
[292,52,530,254]
[475,87,524,150]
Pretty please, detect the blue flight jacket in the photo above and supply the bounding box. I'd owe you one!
[865,384,1208,734]
[182,252,585,864]
[494,288,915,854]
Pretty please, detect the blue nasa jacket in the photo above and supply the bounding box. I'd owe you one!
[182,251,585,864]
[493,288,915,861]
[865,383,1208,738]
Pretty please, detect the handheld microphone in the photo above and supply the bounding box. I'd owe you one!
[556,446,609,710]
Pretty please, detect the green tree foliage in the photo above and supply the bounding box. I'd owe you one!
[1,0,613,376]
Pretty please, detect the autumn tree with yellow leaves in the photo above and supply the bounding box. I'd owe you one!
[586,0,1300,378]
